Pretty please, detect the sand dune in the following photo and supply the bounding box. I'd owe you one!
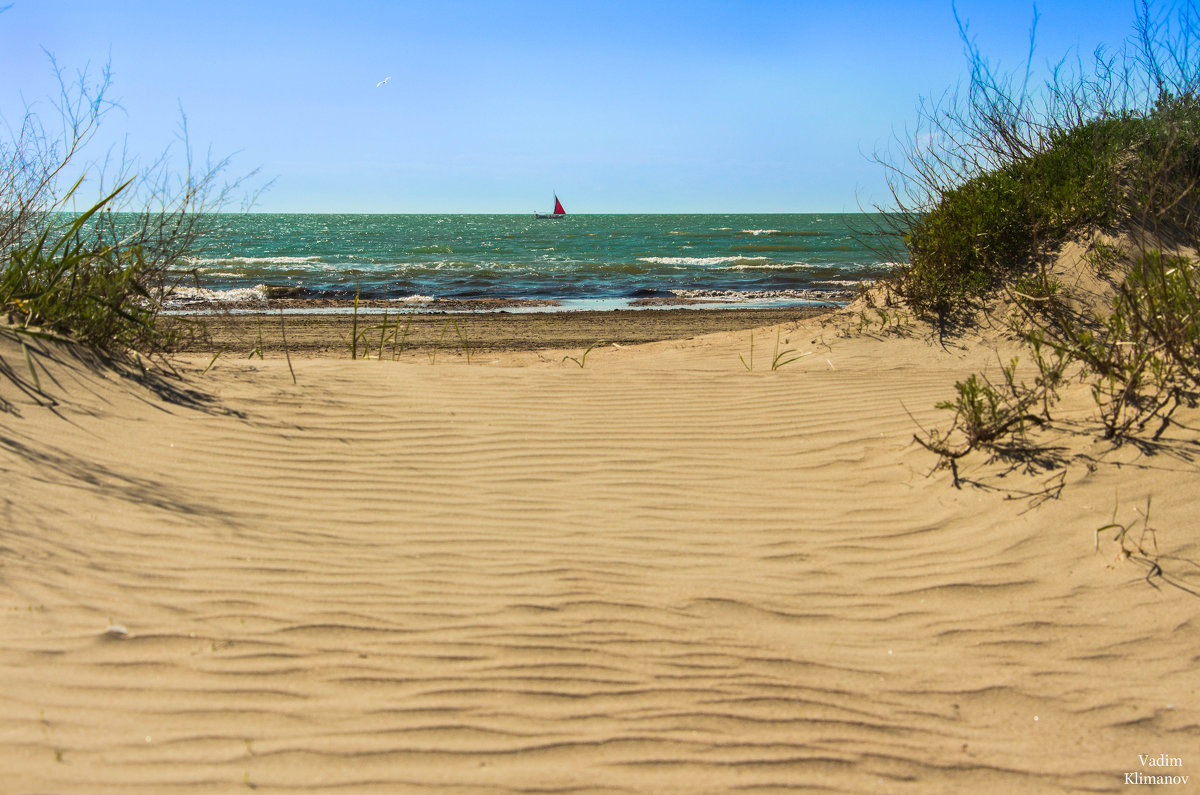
[1,311,1197,793]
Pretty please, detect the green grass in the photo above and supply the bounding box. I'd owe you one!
[451,319,474,364]
[563,340,603,368]
[889,5,1200,473]
[739,330,812,371]
[1,182,191,356]
[1046,249,1200,439]
[920,244,1200,478]
[392,311,414,359]
[770,329,811,370]
[896,112,1161,319]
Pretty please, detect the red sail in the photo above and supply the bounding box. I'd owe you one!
[553,195,565,215]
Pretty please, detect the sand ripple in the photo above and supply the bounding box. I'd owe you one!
[1,323,1197,792]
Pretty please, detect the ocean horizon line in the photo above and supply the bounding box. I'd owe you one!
[218,210,898,217]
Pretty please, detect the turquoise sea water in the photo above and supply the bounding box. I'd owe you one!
[176,213,900,310]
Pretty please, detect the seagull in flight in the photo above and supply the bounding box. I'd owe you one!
[376,76,392,87]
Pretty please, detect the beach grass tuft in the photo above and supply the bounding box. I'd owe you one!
[1094,494,1167,586]
[202,345,228,375]
[740,330,812,371]
[279,309,296,384]
[739,332,754,371]
[770,330,811,370]
[1095,495,1157,556]
[563,341,603,368]
[2,59,257,367]
[427,320,449,365]
[377,307,389,360]
[452,319,474,364]
[347,286,364,359]
[1,180,189,357]
[248,314,265,359]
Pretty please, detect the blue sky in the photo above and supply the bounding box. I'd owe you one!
[2,1,1144,212]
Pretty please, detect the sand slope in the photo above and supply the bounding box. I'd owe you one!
[1,316,1197,793]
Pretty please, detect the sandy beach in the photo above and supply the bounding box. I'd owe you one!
[2,302,1198,793]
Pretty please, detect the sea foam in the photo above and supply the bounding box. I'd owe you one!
[164,285,269,306]
[669,287,856,302]
[186,255,324,266]
[638,256,769,267]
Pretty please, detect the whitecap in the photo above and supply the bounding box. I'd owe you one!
[162,284,269,306]
[722,261,808,271]
[638,255,768,267]
[184,255,325,267]
[667,288,856,302]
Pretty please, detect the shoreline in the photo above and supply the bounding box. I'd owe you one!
[171,305,833,358]
[162,291,857,314]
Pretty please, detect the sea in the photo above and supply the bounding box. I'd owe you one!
[171,213,901,312]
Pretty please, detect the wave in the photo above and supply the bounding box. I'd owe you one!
[724,263,901,274]
[185,255,325,266]
[163,284,436,307]
[739,229,821,237]
[637,256,769,267]
[814,279,871,287]
[164,285,269,306]
[668,288,856,302]
[721,261,809,271]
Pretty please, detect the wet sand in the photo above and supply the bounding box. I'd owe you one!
[172,306,832,358]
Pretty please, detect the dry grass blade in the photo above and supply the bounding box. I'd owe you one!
[452,319,473,364]
[739,332,754,371]
[201,345,228,375]
[279,309,296,384]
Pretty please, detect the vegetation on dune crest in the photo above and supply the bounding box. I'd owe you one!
[0,56,254,361]
[877,1,1200,472]
[880,1,1200,320]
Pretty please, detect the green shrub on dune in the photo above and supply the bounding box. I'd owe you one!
[897,97,1198,318]
[882,2,1200,322]
[892,2,1200,465]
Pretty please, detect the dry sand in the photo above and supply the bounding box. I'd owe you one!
[1,303,1198,793]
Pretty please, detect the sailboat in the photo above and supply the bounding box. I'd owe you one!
[534,193,566,219]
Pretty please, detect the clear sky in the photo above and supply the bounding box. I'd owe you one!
[1,0,1146,213]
